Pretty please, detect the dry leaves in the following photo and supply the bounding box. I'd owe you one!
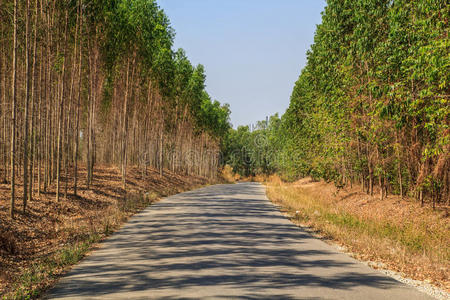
[0,165,209,297]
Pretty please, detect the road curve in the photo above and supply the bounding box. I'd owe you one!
[46,182,432,299]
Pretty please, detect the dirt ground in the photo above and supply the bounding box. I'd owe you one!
[266,176,449,291]
[0,165,211,296]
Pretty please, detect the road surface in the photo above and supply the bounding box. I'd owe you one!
[46,182,432,299]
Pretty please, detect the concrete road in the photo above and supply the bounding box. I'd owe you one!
[46,183,432,299]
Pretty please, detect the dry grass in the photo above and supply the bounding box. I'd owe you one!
[220,164,240,183]
[265,175,450,291]
[0,165,210,299]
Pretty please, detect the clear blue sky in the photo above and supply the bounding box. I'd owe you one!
[158,0,326,128]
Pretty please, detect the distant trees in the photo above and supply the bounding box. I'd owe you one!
[0,0,230,218]
[223,115,280,177]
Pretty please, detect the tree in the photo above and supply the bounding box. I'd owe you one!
[10,0,18,218]
[1,0,231,219]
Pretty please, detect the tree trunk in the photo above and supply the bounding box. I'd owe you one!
[121,58,130,189]
[23,0,32,212]
[395,131,403,198]
[73,1,82,196]
[28,0,38,202]
[10,0,18,218]
[159,127,163,177]
[56,11,68,202]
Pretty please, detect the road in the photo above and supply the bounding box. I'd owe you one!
[46,182,432,299]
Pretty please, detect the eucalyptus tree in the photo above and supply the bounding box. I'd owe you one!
[273,0,448,206]
[10,0,18,218]
[1,0,231,218]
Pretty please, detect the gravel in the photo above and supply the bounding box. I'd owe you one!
[333,245,450,300]
[363,260,449,300]
[279,204,450,299]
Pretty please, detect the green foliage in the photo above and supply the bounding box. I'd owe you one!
[223,115,281,177]
[226,0,448,202]
[92,0,231,140]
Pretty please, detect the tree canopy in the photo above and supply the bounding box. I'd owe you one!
[223,0,448,207]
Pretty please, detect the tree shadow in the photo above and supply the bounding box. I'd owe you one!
[45,183,423,299]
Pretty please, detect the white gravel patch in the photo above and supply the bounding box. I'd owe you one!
[370,264,449,300]
[327,237,449,300]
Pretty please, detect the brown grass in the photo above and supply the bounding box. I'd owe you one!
[265,175,450,291]
[220,164,240,183]
[0,165,210,298]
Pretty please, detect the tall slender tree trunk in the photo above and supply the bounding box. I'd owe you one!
[159,126,163,178]
[43,1,52,192]
[56,11,68,202]
[10,0,18,218]
[29,0,38,201]
[1,30,7,184]
[395,131,403,198]
[64,98,70,199]
[37,49,43,196]
[23,0,32,212]
[65,6,79,199]
[121,58,130,189]
[73,1,82,196]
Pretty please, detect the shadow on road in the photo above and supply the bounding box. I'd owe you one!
[47,183,420,299]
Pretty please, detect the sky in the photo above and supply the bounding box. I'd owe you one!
[158,0,326,128]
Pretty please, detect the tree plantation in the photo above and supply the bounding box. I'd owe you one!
[0,0,449,297]
[0,0,448,218]
[224,0,449,208]
[0,0,230,219]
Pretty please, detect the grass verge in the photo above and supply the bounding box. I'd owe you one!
[0,165,210,299]
[10,234,101,299]
[265,176,449,291]
[4,190,160,300]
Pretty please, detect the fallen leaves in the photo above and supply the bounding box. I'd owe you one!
[0,165,209,297]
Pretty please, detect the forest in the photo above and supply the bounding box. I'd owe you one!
[0,0,231,219]
[0,0,448,297]
[2,0,447,217]
[224,0,449,208]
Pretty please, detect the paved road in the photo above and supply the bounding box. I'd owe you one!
[46,183,432,299]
